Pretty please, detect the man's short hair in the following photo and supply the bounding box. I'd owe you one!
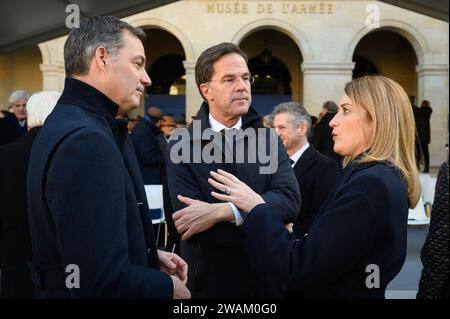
[322,100,338,113]
[9,90,29,104]
[146,106,162,123]
[64,16,146,77]
[174,114,186,125]
[272,101,312,135]
[195,42,248,101]
[27,91,61,129]
[262,114,274,127]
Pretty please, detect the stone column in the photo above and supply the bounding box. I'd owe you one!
[416,63,449,167]
[301,62,354,116]
[183,60,202,123]
[40,63,65,92]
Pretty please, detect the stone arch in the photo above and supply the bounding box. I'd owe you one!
[347,19,428,65]
[231,18,313,61]
[37,42,50,65]
[125,17,194,61]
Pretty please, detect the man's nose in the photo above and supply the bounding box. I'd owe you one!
[234,77,247,91]
[142,70,151,87]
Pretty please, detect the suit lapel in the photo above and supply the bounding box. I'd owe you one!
[293,145,317,180]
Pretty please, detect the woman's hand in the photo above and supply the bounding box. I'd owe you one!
[208,169,265,213]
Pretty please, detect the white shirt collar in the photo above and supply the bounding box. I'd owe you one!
[208,114,242,132]
[290,142,310,167]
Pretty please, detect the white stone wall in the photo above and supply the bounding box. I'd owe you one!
[38,0,449,166]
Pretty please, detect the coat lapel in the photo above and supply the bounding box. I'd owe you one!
[293,145,317,180]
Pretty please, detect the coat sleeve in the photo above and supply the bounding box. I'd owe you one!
[417,161,449,298]
[260,136,301,223]
[45,129,173,298]
[242,187,380,292]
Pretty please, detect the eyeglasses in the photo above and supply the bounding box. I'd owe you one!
[208,74,255,87]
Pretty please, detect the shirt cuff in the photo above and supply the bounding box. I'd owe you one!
[228,202,244,226]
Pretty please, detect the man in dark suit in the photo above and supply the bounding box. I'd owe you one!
[0,90,29,146]
[166,43,300,298]
[131,106,165,184]
[157,115,180,254]
[311,100,343,168]
[414,100,433,173]
[273,102,340,237]
[0,91,60,298]
[26,16,189,299]
[8,90,29,137]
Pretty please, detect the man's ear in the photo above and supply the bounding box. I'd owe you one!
[199,83,212,102]
[299,123,308,137]
[94,46,108,71]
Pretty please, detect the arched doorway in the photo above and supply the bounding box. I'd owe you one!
[352,30,418,101]
[0,45,42,109]
[239,29,303,116]
[148,54,185,95]
[141,28,186,117]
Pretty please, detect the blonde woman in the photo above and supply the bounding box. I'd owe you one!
[182,75,420,298]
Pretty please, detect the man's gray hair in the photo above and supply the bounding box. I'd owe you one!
[27,91,61,129]
[272,101,312,134]
[64,16,146,77]
[262,114,274,127]
[9,90,29,104]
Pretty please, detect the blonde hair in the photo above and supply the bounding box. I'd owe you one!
[27,91,61,129]
[344,75,420,208]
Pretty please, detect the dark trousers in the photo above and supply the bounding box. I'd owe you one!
[415,141,430,173]
[421,142,430,173]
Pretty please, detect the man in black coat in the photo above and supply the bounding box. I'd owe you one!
[311,101,343,168]
[7,90,29,138]
[272,102,341,238]
[0,129,37,298]
[414,100,433,173]
[131,106,165,184]
[0,91,61,299]
[166,43,300,298]
[26,16,189,299]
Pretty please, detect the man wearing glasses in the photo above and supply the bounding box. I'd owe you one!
[166,42,300,298]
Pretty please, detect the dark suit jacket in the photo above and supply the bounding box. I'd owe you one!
[292,144,340,237]
[166,102,300,298]
[414,106,432,144]
[0,114,22,146]
[242,160,409,298]
[27,78,172,298]
[0,128,40,298]
[131,118,165,184]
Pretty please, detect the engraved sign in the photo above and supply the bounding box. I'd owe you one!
[206,1,334,14]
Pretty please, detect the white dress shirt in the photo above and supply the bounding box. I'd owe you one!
[208,114,244,225]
